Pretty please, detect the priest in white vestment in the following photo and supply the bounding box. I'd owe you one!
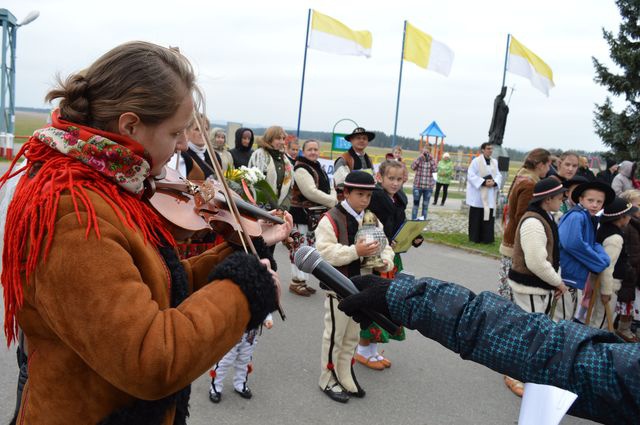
[466,143,502,243]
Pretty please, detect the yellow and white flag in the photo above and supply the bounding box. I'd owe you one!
[507,36,554,96]
[307,10,372,58]
[403,22,454,76]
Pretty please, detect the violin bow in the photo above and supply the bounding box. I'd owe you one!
[191,111,286,320]
[174,151,181,170]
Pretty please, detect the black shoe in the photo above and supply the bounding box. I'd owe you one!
[209,390,221,404]
[572,318,584,325]
[322,386,349,403]
[234,387,253,399]
[347,387,366,398]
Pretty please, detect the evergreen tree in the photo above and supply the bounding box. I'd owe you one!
[592,0,640,161]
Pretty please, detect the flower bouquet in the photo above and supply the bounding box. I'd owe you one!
[225,166,279,208]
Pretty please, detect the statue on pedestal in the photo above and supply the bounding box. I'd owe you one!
[488,86,509,146]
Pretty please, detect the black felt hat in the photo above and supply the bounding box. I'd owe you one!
[529,177,568,204]
[571,181,615,206]
[562,175,589,189]
[600,197,639,223]
[345,127,375,142]
[344,170,376,190]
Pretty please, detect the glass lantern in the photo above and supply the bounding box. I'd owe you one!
[355,210,387,269]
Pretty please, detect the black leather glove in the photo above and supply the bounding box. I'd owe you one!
[209,252,277,330]
[338,275,393,328]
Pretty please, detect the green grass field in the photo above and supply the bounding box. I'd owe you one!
[14,111,48,140]
[424,232,501,257]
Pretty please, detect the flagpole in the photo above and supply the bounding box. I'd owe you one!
[500,33,511,88]
[296,9,312,138]
[392,20,407,147]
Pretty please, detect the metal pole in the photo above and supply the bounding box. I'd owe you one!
[500,33,511,88]
[8,24,16,135]
[392,20,407,147]
[296,8,312,138]
[0,21,8,134]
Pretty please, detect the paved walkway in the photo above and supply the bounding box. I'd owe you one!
[0,242,594,424]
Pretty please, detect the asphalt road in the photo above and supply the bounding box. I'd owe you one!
[0,243,596,424]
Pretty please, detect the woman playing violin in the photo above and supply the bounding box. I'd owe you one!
[1,41,289,425]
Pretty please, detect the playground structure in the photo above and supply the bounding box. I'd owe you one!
[419,121,446,161]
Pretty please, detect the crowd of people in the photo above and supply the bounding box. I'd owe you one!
[469,144,640,401]
[0,40,638,424]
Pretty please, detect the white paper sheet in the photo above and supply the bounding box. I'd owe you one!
[518,383,577,425]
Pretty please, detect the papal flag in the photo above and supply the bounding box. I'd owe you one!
[403,22,454,76]
[307,10,372,58]
[507,35,554,96]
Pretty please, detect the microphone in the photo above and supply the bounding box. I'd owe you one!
[294,246,399,334]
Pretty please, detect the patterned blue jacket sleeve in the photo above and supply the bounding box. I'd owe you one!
[386,275,640,424]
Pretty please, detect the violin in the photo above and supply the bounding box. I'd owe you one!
[146,111,288,320]
[145,166,284,246]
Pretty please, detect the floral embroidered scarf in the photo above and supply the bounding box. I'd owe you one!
[0,110,175,344]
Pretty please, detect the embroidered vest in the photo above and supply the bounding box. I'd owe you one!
[290,162,322,209]
[339,148,373,172]
[509,211,557,291]
[322,205,361,280]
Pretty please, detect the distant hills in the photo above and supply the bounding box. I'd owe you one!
[17,107,50,114]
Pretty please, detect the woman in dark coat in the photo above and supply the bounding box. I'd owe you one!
[230,127,254,168]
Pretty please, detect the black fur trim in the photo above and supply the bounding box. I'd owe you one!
[252,236,277,271]
[157,245,190,307]
[98,394,179,425]
[208,252,277,330]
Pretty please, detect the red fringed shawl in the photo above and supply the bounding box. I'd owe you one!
[0,115,175,345]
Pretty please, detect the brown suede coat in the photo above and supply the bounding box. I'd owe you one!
[15,190,250,424]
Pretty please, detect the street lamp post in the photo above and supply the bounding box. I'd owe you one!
[0,9,39,158]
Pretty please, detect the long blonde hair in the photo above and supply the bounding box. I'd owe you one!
[620,189,640,206]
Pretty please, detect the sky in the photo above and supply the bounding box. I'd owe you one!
[4,0,625,152]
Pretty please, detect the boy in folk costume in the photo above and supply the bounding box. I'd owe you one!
[558,181,615,322]
[508,178,569,317]
[466,143,502,243]
[355,160,423,370]
[504,178,569,397]
[589,198,637,331]
[315,171,394,403]
[209,314,274,403]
